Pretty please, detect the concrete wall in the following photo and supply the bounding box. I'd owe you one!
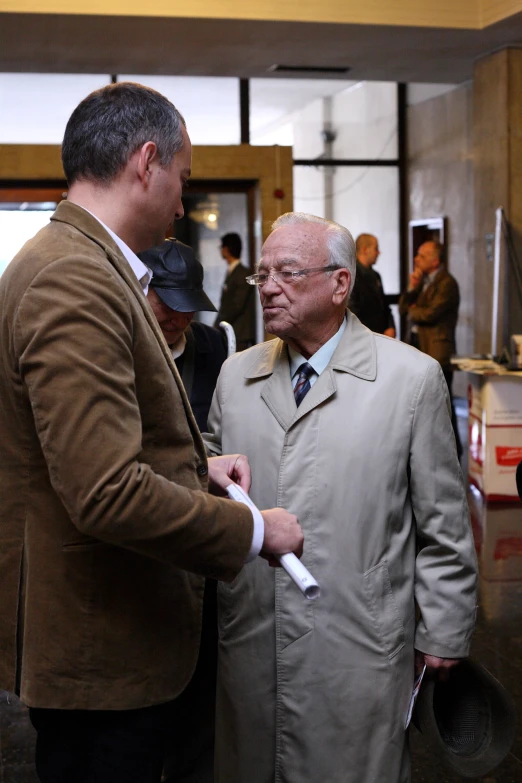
[407,82,474,393]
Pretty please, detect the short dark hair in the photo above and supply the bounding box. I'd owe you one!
[221,233,242,259]
[62,82,186,185]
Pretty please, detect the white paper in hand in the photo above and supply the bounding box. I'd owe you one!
[226,483,320,601]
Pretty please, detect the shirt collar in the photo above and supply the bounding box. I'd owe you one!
[425,266,442,286]
[169,332,187,360]
[227,259,242,275]
[288,316,347,380]
[81,207,152,294]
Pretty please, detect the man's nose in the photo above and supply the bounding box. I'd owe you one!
[174,199,184,220]
[261,274,282,294]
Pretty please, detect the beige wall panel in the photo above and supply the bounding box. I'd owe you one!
[408,83,474,394]
[481,0,522,26]
[473,50,510,354]
[0,145,64,179]
[0,0,482,28]
[0,143,293,243]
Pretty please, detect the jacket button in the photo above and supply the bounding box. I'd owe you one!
[196,464,208,477]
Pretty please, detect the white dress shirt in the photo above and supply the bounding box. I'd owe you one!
[288,316,347,389]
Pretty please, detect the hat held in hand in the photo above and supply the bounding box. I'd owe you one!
[413,659,516,778]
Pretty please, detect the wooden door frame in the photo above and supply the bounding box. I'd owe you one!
[0,144,293,243]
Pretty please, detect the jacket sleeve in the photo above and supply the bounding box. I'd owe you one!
[410,361,478,657]
[376,272,396,331]
[409,276,459,325]
[203,364,226,457]
[398,287,419,316]
[14,254,253,581]
[348,277,364,320]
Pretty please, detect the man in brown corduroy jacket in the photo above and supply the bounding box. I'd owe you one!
[0,81,302,783]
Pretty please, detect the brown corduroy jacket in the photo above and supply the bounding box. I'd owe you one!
[0,201,253,710]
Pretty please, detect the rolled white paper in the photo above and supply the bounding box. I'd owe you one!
[226,483,321,601]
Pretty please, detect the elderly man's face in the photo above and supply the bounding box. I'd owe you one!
[415,242,439,275]
[258,223,347,351]
[147,288,194,345]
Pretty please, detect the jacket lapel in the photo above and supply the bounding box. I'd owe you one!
[51,202,205,449]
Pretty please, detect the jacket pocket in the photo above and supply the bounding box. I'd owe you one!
[363,560,405,659]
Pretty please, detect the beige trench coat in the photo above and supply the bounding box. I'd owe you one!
[205,314,477,783]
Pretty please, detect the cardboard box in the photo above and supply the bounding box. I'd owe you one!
[467,374,522,500]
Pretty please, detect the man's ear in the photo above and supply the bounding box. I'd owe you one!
[332,268,351,304]
[135,142,159,186]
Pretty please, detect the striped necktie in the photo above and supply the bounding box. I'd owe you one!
[294,362,314,407]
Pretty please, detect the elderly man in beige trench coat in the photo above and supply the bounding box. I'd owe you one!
[205,212,478,783]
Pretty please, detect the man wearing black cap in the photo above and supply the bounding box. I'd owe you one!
[140,238,226,781]
[140,238,227,432]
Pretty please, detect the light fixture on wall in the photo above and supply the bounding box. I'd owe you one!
[187,197,220,231]
[267,64,351,75]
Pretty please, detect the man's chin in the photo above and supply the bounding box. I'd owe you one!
[263,314,285,338]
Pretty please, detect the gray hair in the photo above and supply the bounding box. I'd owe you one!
[271,212,356,295]
[62,82,186,185]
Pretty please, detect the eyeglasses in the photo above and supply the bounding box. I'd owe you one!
[246,265,340,287]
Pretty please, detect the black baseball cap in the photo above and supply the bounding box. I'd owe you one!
[138,238,217,313]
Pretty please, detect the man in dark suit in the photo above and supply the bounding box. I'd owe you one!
[214,232,255,350]
[140,238,228,432]
[399,240,462,457]
[0,82,303,783]
[140,238,229,782]
[350,233,396,336]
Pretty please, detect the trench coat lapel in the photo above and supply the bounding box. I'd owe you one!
[244,339,296,431]
[51,201,205,449]
[244,313,377,431]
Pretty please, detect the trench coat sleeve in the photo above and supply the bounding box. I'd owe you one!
[409,276,459,325]
[14,254,252,580]
[202,368,225,458]
[409,361,477,657]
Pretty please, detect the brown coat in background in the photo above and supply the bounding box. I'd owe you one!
[399,267,460,369]
[0,201,253,711]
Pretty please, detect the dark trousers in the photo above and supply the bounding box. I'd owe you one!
[30,586,218,783]
[30,701,174,783]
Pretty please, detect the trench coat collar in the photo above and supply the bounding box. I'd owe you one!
[51,201,205,451]
[244,311,377,430]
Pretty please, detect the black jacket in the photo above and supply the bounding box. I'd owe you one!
[175,321,228,432]
[350,261,395,334]
[214,263,255,350]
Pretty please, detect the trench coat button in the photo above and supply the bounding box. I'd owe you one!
[196,464,208,477]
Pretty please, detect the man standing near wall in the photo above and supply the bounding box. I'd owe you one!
[0,82,303,783]
[350,232,396,336]
[215,232,255,350]
[399,239,462,456]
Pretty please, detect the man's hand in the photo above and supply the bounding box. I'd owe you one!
[207,454,251,495]
[383,327,396,338]
[408,268,424,290]
[415,649,463,681]
[259,508,304,566]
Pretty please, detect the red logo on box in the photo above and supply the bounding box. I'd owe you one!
[495,446,522,466]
